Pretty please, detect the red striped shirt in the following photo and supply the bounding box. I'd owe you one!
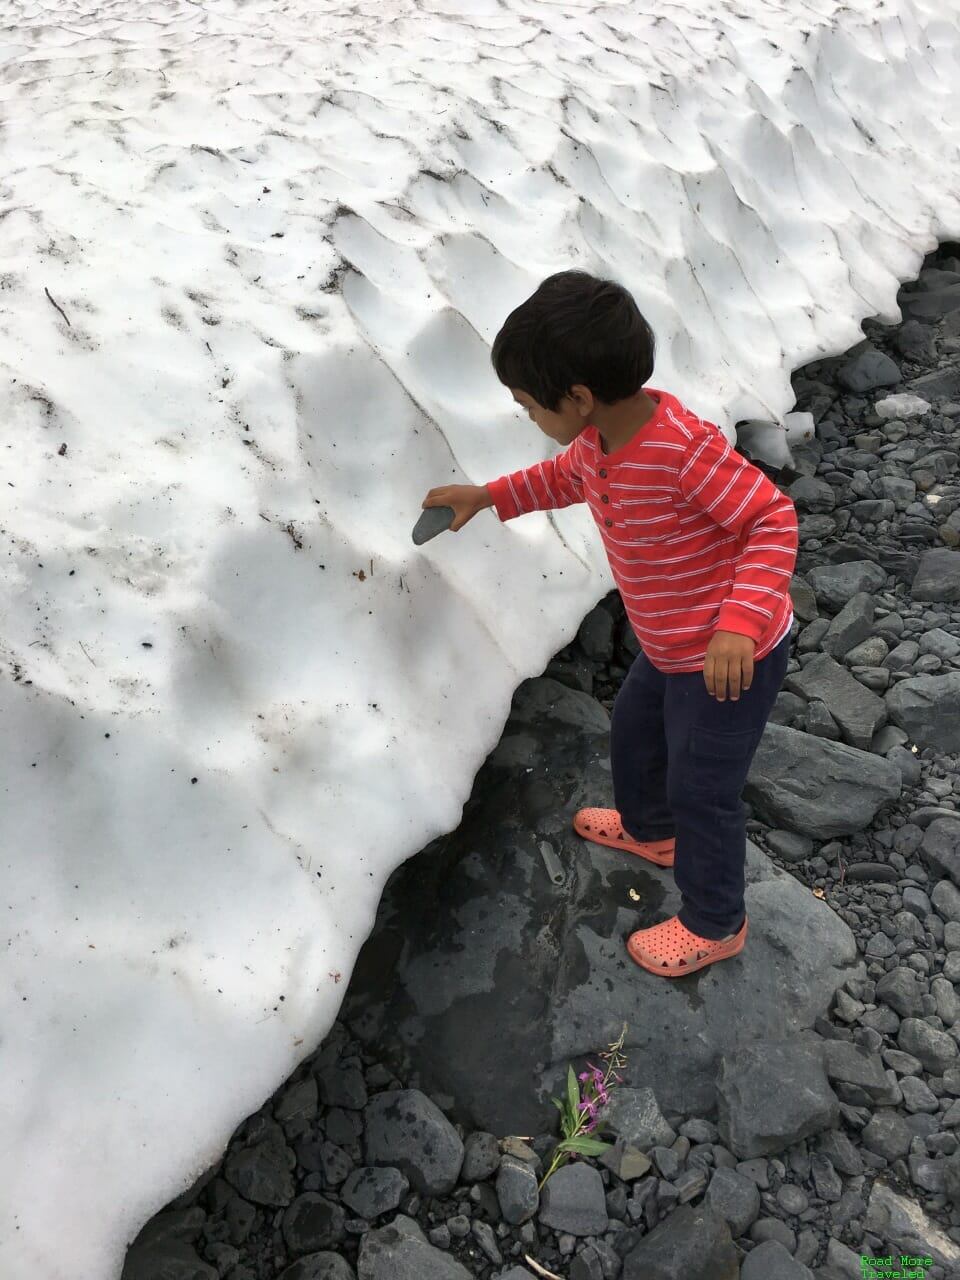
[486,388,799,673]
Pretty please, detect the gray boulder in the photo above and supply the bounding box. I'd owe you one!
[363,1091,463,1196]
[886,672,960,752]
[837,348,901,393]
[716,1036,839,1158]
[911,547,960,602]
[784,654,887,749]
[920,818,960,887]
[898,1019,959,1074]
[805,562,887,611]
[820,593,874,659]
[357,1216,472,1280]
[621,1203,738,1279]
[744,722,901,839]
[741,1239,814,1279]
[703,1166,761,1236]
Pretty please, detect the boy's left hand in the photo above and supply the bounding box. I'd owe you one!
[704,631,756,701]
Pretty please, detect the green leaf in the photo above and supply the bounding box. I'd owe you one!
[550,1097,564,1112]
[566,1065,580,1122]
[559,1136,614,1157]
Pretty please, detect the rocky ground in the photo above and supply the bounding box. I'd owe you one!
[124,242,960,1280]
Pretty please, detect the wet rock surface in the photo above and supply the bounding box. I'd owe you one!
[124,247,960,1278]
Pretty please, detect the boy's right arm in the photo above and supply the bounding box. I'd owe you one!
[421,441,585,534]
[484,441,586,523]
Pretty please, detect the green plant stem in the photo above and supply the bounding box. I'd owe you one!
[538,1045,624,1191]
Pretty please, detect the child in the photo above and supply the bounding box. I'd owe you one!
[421,271,799,978]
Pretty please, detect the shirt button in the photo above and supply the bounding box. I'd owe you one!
[599,469,607,478]
[604,518,613,527]
[600,494,609,503]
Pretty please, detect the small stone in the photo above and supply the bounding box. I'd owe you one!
[282,1194,346,1255]
[810,1153,842,1202]
[675,1166,709,1203]
[651,1145,682,1181]
[898,1018,959,1074]
[471,1219,502,1266]
[460,1132,500,1183]
[704,1166,761,1236]
[602,1087,676,1150]
[495,1155,539,1225]
[862,1111,914,1160]
[538,1163,608,1237]
[278,1253,355,1280]
[340,1167,408,1220]
[776,1183,809,1215]
[225,1132,296,1207]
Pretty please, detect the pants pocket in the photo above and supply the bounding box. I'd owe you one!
[686,725,758,800]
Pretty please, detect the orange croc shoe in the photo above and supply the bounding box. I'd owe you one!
[573,808,675,867]
[627,914,747,977]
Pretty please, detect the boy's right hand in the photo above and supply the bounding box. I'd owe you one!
[421,484,492,532]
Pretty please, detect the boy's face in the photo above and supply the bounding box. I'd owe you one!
[510,387,591,446]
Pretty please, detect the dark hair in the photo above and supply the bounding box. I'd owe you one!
[490,270,656,413]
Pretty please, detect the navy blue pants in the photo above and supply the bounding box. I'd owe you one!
[610,631,791,940]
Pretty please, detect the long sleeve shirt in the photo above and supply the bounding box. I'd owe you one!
[485,387,798,673]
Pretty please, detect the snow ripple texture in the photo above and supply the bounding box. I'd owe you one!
[1,1,959,1276]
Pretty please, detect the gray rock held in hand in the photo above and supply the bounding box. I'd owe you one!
[412,506,455,544]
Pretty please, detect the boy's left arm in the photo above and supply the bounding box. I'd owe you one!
[677,426,799,699]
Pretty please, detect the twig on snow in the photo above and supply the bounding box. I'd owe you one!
[44,287,71,327]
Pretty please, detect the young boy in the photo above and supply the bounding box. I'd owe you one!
[421,270,798,978]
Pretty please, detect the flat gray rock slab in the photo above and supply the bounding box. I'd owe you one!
[783,653,887,750]
[744,722,901,839]
[342,676,864,1131]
